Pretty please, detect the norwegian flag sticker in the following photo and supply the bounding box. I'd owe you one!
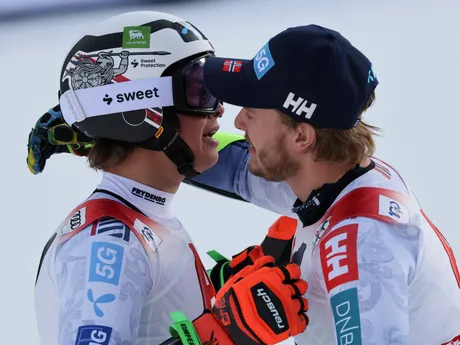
[222,60,242,72]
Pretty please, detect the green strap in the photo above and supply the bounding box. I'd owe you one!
[207,250,229,263]
[168,311,202,345]
[207,250,227,277]
[207,250,231,288]
[213,131,245,152]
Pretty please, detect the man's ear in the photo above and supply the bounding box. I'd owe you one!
[292,122,315,153]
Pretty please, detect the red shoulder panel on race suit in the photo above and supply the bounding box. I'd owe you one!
[58,198,217,310]
[316,186,460,288]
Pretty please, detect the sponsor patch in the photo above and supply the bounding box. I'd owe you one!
[132,187,166,205]
[75,325,112,345]
[378,195,409,223]
[320,224,359,293]
[253,42,275,80]
[60,207,86,235]
[222,60,242,73]
[86,289,116,318]
[252,283,287,333]
[122,26,151,48]
[133,219,162,253]
[331,287,362,345]
[88,242,124,286]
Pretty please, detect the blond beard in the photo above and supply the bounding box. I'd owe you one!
[248,132,300,182]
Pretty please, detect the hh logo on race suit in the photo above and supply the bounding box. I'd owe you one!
[319,224,362,345]
[320,225,359,293]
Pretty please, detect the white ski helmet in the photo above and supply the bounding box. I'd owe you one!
[59,11,219,177]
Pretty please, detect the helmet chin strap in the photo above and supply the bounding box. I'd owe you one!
[136,111,201,179]
[160,125,201,179]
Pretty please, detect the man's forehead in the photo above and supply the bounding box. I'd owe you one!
[245,107,277,117]
[245,108,286,130]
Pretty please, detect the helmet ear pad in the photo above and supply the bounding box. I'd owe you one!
[136,105,197,177]
[141,106,180,152]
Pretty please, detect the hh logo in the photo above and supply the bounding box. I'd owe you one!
[320,225,359,293]
[283,92,317,119]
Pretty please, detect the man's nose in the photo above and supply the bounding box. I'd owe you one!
[234,110,246,131]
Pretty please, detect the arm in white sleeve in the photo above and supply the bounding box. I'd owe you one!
[316,218,418,345]
[55,218,156,345]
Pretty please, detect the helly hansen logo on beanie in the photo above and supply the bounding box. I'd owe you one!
[283,92,317,119]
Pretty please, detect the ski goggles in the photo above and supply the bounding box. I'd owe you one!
[47,123,94,146]
[60,54,221,134]
[171,54,221,116]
